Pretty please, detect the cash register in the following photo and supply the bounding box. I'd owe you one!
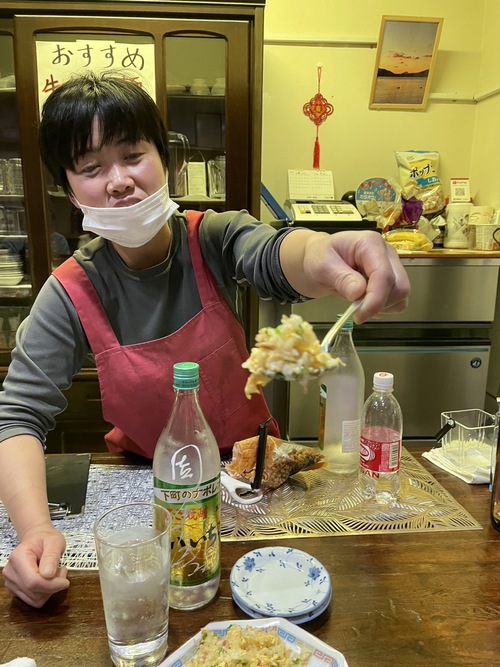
[262,170,375,233]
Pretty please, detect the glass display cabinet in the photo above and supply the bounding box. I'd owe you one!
[0,1,266,452]
[0,32,31,360]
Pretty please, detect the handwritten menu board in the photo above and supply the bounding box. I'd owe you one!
[35,35,156,115]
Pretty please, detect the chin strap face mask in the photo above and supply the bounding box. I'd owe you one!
[78,183,179,248]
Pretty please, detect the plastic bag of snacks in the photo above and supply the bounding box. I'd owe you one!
[395,150,446,216]
[355,177,401,229]
[226,435,327,490]
[383,228,433,252]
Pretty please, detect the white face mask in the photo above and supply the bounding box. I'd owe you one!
[78,183,179,248]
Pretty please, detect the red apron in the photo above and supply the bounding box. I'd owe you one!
[53,211,278,458]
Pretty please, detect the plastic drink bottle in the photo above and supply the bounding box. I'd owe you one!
[359,372,402,503]
[153,362,221,610]
[318,317,364,473]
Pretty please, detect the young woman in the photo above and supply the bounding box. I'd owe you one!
[0,72,409,607]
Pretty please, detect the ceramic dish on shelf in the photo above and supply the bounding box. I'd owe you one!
[159,617,349,667]
[230,546,331,619]
[166,83,186,94]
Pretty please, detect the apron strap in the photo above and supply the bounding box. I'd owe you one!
[54,215,223,353]
[53,257,119,353]
[186,210,221,308]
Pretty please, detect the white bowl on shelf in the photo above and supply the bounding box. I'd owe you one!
[0,75,15,89]
[211,77,226,96]
[0,274,23,286]
[190,78,210,95]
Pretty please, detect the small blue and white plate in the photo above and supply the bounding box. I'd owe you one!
[230,546,331,618]
[232,584,332,624]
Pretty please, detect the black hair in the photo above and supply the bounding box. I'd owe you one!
[39,71,170,193]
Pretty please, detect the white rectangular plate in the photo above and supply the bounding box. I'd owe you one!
[160,617,348,667]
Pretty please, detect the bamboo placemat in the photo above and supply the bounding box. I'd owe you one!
[0,449,480,570]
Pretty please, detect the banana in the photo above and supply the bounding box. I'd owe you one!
[383,230,433,252]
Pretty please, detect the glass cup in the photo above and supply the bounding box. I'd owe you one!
[207,155,226,199]
[440,409,497,468]
[94,502,171,667]
[8,158,23,195]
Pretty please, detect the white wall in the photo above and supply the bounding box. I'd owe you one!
[260,0,486,220]
[260,0,500,409]
[470,0,500,207]
[473,0,500,406]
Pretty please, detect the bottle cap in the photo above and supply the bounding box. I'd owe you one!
[335,314,354,331]
[173,361,200,390]
[373,371,394,390]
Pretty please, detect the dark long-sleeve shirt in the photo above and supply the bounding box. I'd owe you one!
[0,210,305,445]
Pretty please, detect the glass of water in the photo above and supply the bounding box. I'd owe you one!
[94,502,171,667]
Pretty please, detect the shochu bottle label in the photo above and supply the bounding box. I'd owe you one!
[154,475,221,586]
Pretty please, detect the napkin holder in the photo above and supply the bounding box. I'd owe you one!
[46,453,90,518]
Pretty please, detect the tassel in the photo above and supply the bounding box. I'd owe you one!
[313,137,320,169]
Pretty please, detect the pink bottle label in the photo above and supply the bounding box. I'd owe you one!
[360,428,401,476]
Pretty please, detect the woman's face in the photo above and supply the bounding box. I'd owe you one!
[66,122,166,209]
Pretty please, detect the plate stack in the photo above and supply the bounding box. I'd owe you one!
[230,546,332,625]
[0,249,24,286]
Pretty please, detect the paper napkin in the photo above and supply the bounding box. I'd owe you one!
[0,659,37,667]
[422,446,490,484]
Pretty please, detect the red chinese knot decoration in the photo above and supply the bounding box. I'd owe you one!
[302,66,334,169]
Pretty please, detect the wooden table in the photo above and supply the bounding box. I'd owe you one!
[1,448,499,667]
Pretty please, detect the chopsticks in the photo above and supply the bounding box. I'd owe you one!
[320,298,363,353]
[252,417,272,490]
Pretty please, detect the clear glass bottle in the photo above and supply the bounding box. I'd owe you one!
[359,372,402,503]
[318,317,365,473]
[153,362,221,610]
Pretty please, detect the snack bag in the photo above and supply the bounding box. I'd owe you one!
[374,182,403,230]
[226,436,327,490]
[395,150,446,216]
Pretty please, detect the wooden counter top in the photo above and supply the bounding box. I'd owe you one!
[400,249,500,258]
[1,449,499,667]
[397,250,500,266]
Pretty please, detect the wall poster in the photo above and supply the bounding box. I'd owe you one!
[35,34,156,116]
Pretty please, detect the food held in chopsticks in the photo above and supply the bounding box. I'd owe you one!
[242,313,341,398]
[184,623,313,666]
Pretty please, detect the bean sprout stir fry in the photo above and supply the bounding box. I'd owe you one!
[242,314,341,399]
[184,624,313,666]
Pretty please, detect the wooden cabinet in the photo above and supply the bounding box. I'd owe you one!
[0,1,266,452]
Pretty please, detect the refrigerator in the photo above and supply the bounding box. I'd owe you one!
[260,257,500,443]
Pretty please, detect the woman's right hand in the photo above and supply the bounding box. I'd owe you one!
[3,524,69,607]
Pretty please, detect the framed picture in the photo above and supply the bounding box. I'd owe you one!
[369,16,443,110]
